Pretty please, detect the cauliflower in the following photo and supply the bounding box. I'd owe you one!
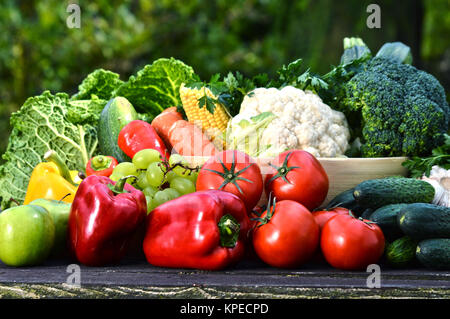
[227,86,351,158]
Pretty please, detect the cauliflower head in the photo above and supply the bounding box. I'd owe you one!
[228,86,351,158]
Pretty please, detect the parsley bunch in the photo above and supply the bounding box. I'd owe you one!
[402,134,450,178]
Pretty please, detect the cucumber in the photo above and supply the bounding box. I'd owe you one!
[98,97,138,163]
[416,238,450,270]
[353,177,435,209]
[360,208,374,220]
[385,236,417,267]
[398,203,450,240]
[324,188,366,215]
[370,204,409,241]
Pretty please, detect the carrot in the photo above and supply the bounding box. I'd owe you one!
[167,120,219,158]
[151,107,183,150]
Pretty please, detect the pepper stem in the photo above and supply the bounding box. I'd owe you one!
[218,214,240,248]
[44,150,78,186]
[90,155,112,171]
[112,175,137,194]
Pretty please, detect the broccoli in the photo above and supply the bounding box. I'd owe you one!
[337,56,449,157]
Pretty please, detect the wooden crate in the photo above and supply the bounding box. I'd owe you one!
[185,156,409,207]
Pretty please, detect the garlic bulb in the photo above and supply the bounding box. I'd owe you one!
[421,166,450,207]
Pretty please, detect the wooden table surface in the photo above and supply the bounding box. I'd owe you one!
[0,257,449,299]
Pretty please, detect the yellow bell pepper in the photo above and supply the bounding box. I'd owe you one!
[23,150,81,205]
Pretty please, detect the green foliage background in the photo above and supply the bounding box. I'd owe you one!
[0,0,449,156]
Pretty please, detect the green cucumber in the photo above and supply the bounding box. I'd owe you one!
[385,236,417,267]
[353,177,435,209]
[360,208,374,220]
[98,97,138,163]
[398,203,450,240]
[370,204,409,241]
[416,238,450,270]
[324,188,366,215]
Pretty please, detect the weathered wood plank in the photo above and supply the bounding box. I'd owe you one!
[0,259,448,298]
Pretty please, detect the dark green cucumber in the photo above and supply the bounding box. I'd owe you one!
[360,208,374,220]
[98,96,138,162]
[370,204,409,241]
[353,177,435,209]
[324,188,366,215]
[398,203,450,240]
[416,238,450,270]
[385,236,418,267]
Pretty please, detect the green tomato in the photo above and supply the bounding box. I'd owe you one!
[29,199,70,256]
[0,205,55,266]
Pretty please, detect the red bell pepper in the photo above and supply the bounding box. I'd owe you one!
[118,120,169,161]
[143,190,251,270]
[85,155,118,177]
[68,175,147,266]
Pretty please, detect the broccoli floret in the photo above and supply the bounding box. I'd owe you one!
[341,57,449,157]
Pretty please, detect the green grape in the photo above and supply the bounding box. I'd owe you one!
[143,186,158,197]
[109,173,121,182]
[136,171,149,189]
[110,173,136,185]
[153,190,172,207]
[146,162,166,187]
[145,196,153,213]
[185,171,198,184]
[169,154,193,178]
[133,149,162,169]
[164,171,178,183]
[169,154,186,167]
[113,162,137,177]
[163,188,181,200]
[170,177,196,195]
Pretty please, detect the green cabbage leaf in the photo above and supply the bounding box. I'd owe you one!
[0,91,105,209]
[113,57,198,119]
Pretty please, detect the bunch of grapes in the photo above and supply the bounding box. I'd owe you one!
[109,149,198,213]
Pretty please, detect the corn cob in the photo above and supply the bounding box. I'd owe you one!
[180,83,231,148]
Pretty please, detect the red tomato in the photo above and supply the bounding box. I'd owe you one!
[321,214,385,270]
[252,200,319,268]
[312,207,349,232]
[196,150,263,213]
[265,150,329,211]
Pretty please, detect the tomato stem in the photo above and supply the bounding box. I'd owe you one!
[268,151,301,184]
[203,151,255,195]
[253,192,277,227]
